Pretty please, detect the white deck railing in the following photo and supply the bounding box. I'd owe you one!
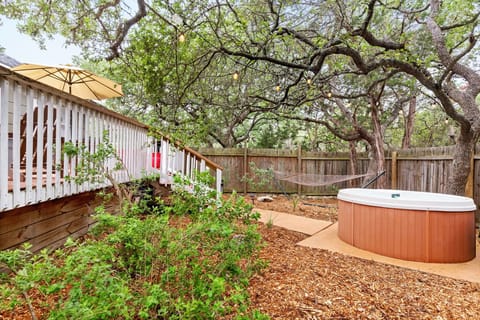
[0,66,222,212]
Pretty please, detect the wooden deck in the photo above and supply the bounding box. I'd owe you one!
[1,63,223,252]
[7,166,63,191]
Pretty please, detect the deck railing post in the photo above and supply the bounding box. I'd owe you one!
[186,152,191,177]
[216,168,222,196]
[0,79,10,209]
[160,138,169,183]
[54,97,62,197]
[25,95,36,201]
[1,67,224,212]
[35,100,45,199]
[13,81,22,206]
[46,102,54,199]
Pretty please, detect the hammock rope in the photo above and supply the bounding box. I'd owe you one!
[273,171,370,187]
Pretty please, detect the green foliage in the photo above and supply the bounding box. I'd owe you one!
[63,130,124,186]
[252,120,301,149]
[51,241,133,319]
[170,171,260,224]
[215,191,260,224]
[169,171,218,215]
[106,214,170,277]
[410,108,455,147]
[0,172,267,319]
[241,162,275,193]
[291,194,300,212]
[63,130,166,213]
[301,123,349,152]
[124,174,166,216]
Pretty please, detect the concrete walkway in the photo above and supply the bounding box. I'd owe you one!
[257,209,333,235]
[255,208,480,284]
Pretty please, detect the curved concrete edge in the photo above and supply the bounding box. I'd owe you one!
[255,208,333,236]
[298,223,480,284]
[256,208,480,283]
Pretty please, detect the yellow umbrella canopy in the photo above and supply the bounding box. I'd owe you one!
[12,63,123,100]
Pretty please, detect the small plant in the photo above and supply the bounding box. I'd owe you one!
[266,215,274,229]
[63,130,133,206]
[216,191,260,224]
[241,162,275,192]
[291,194,301,211]
[0,243,50,319]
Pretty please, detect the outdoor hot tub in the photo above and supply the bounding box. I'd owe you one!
[337,188,477,263]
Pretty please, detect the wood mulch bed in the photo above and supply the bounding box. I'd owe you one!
[2,194,480,319]
[252,194,338,221]
[245,194,480,319]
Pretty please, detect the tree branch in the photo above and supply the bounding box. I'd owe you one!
[275,27,317,48]
[219,46,309,70]
[107,0,147,60]
[426,0,480,87]
[351,0,405,50]
[440,12,480,31]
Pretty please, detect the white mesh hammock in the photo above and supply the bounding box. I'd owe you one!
[273,171,370,187]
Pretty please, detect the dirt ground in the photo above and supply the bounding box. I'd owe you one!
[251,194,338,221]
[246,194,480,319]
[2,195,480,319]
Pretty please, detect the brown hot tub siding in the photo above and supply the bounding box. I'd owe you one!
[338,200,476,263]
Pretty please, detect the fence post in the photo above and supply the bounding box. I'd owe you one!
[391,151,398,190]
[243,146,248,195]
[297,145,302,195]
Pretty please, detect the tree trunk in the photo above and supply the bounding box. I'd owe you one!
[365,97,387,188]
[365,138,386,188]
[348,140,358,187]
[402,96,416,149]
[447,128,476,195]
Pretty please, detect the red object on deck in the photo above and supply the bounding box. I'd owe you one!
[151,152,161,169]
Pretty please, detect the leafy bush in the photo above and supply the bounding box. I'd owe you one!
[169,171,219,215]
[240,162,275,192]
[0,173,268,319]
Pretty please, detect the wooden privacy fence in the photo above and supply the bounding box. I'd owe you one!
[199,147,370,195]
[199,146,480,206]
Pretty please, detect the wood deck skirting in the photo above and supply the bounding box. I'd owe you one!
[0,191,116,252]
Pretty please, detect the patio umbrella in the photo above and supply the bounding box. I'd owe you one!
[12,63,123,100]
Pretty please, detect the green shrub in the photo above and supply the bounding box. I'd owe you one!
[0,172,268,319]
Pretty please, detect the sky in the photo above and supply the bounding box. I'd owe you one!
[0,18,81,65]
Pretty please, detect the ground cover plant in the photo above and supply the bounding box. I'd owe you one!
[0,175,268,319]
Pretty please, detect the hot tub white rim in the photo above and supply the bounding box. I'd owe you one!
[338,188,477,212]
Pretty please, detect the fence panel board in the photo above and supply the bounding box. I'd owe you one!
[200,146,480,208]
